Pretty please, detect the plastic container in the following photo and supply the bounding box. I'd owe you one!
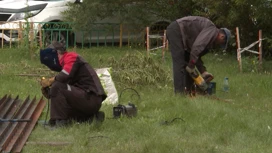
[223,77,229,92]
[207,82,216,95]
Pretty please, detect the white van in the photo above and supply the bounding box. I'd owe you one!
[0,0,169,47]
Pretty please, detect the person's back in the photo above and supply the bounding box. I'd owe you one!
[177,16,214,32]
[176,16,218,51]
[60,52,106,100]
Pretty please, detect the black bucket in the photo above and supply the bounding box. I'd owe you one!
[207,82,216,95]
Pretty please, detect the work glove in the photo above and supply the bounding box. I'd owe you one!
[41,87,50,99]
[201,71,214,83]
[40,77,55,88]
[185,66,198,77]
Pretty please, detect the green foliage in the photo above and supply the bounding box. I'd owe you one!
[62,0,199,32]
[103,51,172,88]
[194,0,272,55]
[62,0,153,31]
[240,56,261,73]
[19,21,40,60]
[17,0,40,60]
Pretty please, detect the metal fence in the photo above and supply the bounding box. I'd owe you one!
[0,21,153,49]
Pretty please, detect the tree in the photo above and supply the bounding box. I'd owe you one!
[62,0,199,31]
[63,0,272,58]
[194,0,272,56]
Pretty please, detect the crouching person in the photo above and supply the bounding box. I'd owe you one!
[40,41,107,127]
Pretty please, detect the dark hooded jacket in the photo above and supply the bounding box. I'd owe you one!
[176,16,219,64]
[55,52,107,101]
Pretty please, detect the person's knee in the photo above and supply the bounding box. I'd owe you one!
[50,82,66,97]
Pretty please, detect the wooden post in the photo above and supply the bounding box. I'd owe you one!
[38,24,42,47]
[166,38,169,50]
[119,24,123,48]
[258,30,262,70]
[236,27,242,72]
[9,29,12,48]
[146,27,150,57]
[30,22,34,42]
[17,22,20,48]
[30,22,34,60]
[1,29,3,49]
[162,30,166,61]
[19,21,23,47]
[127,30,130,48]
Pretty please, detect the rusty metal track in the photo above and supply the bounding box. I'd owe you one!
[0,95,45,153]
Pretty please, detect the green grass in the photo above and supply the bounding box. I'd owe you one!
[0,47,272,153]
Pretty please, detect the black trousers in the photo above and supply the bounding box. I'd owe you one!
[166,21,194,94]
[49,81,102,121]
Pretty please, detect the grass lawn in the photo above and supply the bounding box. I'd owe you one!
[0,47,272,153]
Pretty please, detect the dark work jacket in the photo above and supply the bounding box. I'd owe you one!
[55,52,107,101]
[176,16,219,65]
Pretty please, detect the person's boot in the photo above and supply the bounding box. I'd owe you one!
[55,119,70,127]
[94,111,105,123]
[195,86,208,96]
[48,119,56,126]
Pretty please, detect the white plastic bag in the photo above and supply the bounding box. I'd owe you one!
[96,68,118,105]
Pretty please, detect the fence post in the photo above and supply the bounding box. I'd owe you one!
[17,22,20,48]
[146,27,150,57]
[30,22,34,60]
[146,27,167,59]
[127,28,130,48]
[38,24,42,48]
[9,29,12,48]
[1,29,3,49]
[119,24,123,48]
[236,27,242,72]
[258,30,262,70]
[162,30,167,60]
[19,21,23,47]
[236,27,263,72]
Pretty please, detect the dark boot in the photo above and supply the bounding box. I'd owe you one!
[77,111,105,125]
[195,86,208,96]
[48,119,56,126]
[55,119,70,127]
[94,111,105,123]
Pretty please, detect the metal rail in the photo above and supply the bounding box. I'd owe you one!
[0,95,46,153]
